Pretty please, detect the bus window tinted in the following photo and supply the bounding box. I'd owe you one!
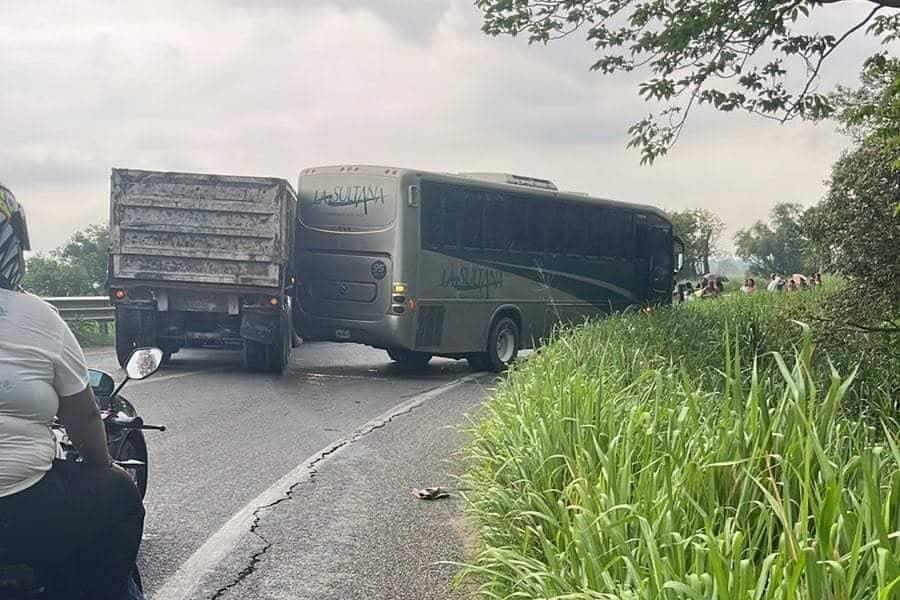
[462,192,483,249]
[484,195,507,250]
[565,203,588,257]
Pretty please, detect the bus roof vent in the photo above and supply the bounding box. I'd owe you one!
[457,172,558,191]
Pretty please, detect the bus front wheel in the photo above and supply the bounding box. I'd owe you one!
[386,348,432,370]
[469,316,519,373]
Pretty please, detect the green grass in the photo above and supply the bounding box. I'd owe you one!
[69,320,115,348]
[460,289,900,599]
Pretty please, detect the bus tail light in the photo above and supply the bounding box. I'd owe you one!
[406,298,416,311]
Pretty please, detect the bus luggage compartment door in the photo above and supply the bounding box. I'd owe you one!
[298,251,392,321]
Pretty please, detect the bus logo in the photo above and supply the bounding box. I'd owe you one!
[371,261,387,280]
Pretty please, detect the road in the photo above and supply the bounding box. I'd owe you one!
[84,342,493,599]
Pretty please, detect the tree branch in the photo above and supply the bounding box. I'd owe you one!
[817,0,900,7]
[784,3,885,122]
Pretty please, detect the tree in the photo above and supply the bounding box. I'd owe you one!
[22,255,92,297]
[802,59,900,326]
[670,208,725,277]
[734,203,810,276]
[23,224,109,296]
[832,52,900,216]
[804,137,899,316]
[476,0,900,163]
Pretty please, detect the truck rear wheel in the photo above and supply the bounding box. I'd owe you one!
[115,308,156,368]
[243,312,291,374]
[243,340,268,372]
[266,313,291,373]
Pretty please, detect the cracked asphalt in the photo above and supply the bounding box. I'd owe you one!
[84,342,492,599]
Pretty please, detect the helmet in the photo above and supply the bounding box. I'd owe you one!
[0,182,31,290]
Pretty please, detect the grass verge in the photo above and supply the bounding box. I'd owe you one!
[69,320,114,348]
[460,290,900,598]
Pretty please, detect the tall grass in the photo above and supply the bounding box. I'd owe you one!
[461,292,900,599]
[566,287,899,418]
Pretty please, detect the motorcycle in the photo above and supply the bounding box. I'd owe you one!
[0,347,166,599]
[57,347,167,498]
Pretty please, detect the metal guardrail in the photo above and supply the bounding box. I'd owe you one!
[44,296,114,322]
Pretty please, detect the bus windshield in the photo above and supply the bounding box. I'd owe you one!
[298,174,398,232]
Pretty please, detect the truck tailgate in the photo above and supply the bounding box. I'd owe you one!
[110,169,296,288]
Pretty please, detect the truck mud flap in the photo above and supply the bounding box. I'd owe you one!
[240,310,281,344]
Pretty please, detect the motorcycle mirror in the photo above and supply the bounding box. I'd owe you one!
[88,369,115,397]
[125,348,165,381]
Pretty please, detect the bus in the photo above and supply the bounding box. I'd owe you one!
[295,165,682,372]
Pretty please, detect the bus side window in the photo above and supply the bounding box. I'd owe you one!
[463,191,484,249]
[565,203,588,258]
[586,207,604,258]
[547,202,565,255]
[507,194,529,252]
[442,189,461,249]
[421,183,442,250]
[526,197,546,253]
[635,215,650,258]
[597,208,618,258]
[483,194,507,251]
[607,210,634,259]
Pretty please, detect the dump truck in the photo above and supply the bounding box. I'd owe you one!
[108,169,298,372]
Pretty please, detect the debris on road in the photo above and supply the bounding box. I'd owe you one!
[414,487,451,500]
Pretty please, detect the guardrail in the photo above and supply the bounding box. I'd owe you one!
[44,296,114,322]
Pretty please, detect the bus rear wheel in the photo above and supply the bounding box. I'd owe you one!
[386,348,432,370]
[468,316,519,373]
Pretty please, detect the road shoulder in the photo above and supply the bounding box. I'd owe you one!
[183,375,492,600]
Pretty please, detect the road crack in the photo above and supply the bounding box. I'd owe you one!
[207,382,459,599]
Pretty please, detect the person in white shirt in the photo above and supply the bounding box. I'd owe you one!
[0,182,144,599]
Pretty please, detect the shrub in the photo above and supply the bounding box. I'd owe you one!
[461,291,900,598]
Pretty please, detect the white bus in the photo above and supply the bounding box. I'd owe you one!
[295,165,680,371]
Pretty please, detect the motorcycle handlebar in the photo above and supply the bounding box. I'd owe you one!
[105,416,166,432]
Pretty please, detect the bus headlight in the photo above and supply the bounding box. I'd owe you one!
[392,282,407,295]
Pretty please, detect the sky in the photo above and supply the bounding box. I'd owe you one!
[0,0,892,253]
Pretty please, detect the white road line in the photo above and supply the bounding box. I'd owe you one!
[151,374,479,600]
[128,367,227,387]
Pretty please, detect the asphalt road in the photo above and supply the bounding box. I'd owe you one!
[84,342,492,599]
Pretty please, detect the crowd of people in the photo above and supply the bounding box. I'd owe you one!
[672,272,822,304]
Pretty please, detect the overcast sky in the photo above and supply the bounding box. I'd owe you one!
[0,0,891,253]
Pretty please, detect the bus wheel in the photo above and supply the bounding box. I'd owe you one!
[471,316,519,373]
[386,348,432,370]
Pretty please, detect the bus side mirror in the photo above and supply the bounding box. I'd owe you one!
[673,236,685,273]
[408,185,420,208]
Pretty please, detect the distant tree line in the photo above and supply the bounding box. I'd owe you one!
[23,224,109,297]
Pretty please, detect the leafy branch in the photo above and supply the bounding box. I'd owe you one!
[476,0,900,163]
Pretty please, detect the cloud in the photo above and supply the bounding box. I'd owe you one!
[0,0,889,252]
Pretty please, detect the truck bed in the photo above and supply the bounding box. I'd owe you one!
[109,169,296,289]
